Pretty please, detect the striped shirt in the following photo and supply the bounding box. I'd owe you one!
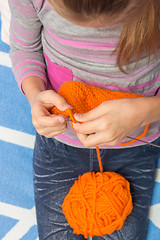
[9,0,160,148]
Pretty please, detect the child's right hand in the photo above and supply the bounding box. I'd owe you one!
[30,90,71,138]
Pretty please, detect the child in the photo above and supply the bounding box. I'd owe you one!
[9,0,160,239]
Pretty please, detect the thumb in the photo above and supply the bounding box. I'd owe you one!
[74,107,98,122]
[74,102,109,122]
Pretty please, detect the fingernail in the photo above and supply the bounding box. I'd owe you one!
[58,116,65,123]
[61,104,72,111]
[74,113,81,120]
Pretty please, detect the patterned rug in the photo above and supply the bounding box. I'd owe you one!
[0,14,160,240]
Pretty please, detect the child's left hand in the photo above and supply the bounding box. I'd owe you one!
[73,98,147,147]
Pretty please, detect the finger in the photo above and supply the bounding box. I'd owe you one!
[40,90,71,111]
[36,122,67,133]
[33,114,67,128]
[72,116,109,135]
[36,125,67,137]
[77,132,119,148]
[40,129,67,138]
[74,101,110,122]
[97,141,120,147]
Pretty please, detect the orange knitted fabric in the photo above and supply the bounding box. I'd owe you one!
[51,80,144,115]
[51,81,136,237]
[51,81,149,146]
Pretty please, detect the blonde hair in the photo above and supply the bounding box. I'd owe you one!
[49,0,160,72]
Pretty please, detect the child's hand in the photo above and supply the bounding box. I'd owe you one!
[73,98,147,147]
[30,90,71,138]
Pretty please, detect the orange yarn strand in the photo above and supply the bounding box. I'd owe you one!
[96,146,103,173]
[67,108,103,174]
[121,124,150,147]
[67,108,76,123]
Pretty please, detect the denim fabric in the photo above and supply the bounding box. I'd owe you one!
[33,133,160,240]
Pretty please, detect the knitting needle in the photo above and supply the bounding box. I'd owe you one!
[126,136,160,148]
[66,118,79,123]
[67,119,160,148]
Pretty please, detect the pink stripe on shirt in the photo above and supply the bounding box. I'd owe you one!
[46,28,117,49]
[14,60,45,73]
[27,6,36,12]
[11,32,40,48]
[75,75,160,94]
[17,67,45,79]
[18,73,48,93]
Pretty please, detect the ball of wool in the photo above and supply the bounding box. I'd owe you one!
[62,171,133,238]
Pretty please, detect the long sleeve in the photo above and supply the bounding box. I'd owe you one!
[9,0,48,91]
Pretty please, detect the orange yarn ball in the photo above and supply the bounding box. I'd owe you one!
[62,171,133,238]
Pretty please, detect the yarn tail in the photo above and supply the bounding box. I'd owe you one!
[96,147,103,173]
[67,108,103,173]
[96,125,150,173]
[121,124,149,147]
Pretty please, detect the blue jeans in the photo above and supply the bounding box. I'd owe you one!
[33,133,160,240]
